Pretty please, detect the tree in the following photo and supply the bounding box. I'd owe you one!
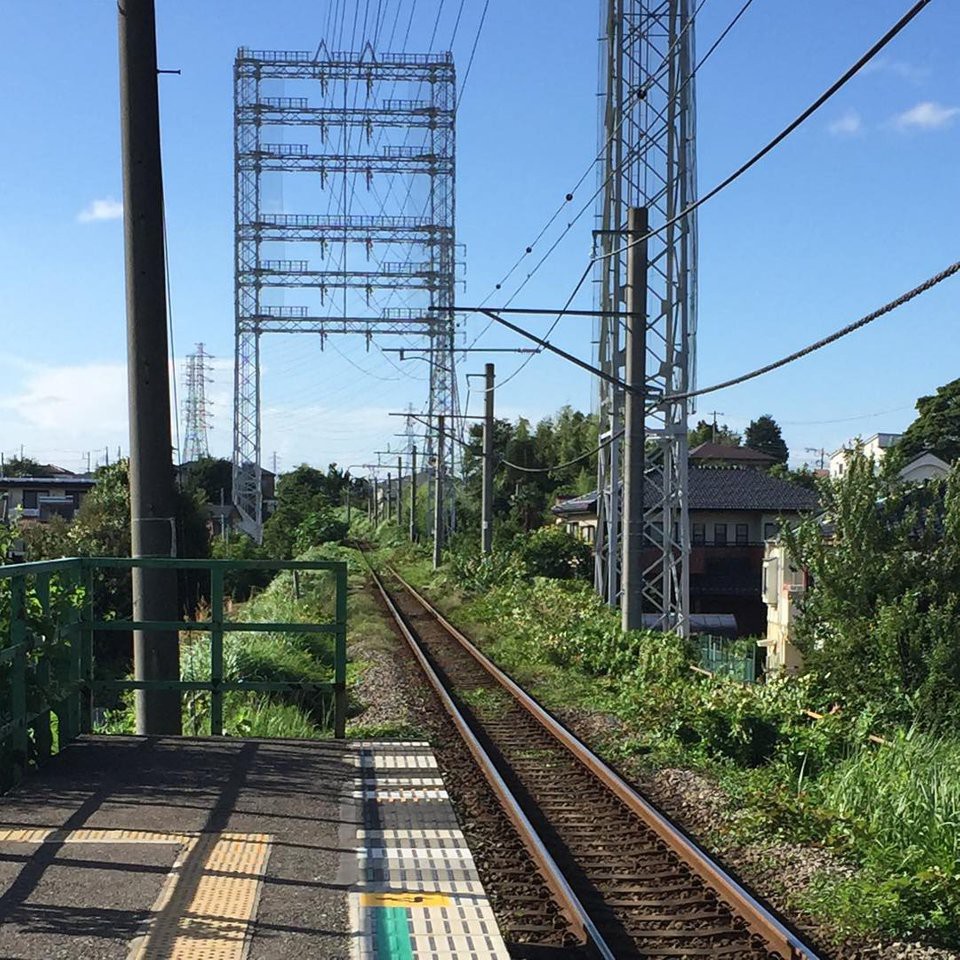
[2,456,58,478]
[782,451,960,730]
[181,457,232,504]
[895,376,960,465]
[688,419,741,448]
[744,414,788,465]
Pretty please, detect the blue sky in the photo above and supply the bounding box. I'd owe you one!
[0,0,957,475]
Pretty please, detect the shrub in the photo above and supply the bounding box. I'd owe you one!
[514,526,592,580]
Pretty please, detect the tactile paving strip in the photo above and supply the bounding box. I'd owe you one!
[349,742,510,960]
[130,833,273,960]
[0,827,272,960]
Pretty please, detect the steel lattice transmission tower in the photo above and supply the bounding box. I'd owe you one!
[233,45,457,540]
[594,0,698,633]
[182,342,213,462]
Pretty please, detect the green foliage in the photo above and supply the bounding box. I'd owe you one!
[262,463,361,559]
[294,508,349,555]
[514,526,592,580]
[210,533,272,601]
[458,405,599,541]
[744,414,789,465]
[180,457,232,504]
[688,419,742,447]
[1,456,59,478]
[895,376,960,466]
[783,451,960,730]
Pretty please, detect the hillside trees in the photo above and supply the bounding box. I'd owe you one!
[688,420,741,447]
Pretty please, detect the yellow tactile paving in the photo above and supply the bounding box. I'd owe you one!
[0,827,192,845]
[360,891,451,907]
[0,827,273,960]
[130,833,273,960]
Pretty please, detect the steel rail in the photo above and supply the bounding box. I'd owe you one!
[365,559,616,960]
[386,563,823,960]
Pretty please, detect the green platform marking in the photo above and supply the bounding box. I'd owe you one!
[375,907,414,960]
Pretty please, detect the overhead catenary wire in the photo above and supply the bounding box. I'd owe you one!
[478,259,960,406]
[456,0,490,110]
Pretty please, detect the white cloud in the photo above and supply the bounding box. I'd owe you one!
[0,360,130,469]
[863,58,930,84]
[77,197,124,223]
[892,101,960,131]
[828,109,863,137]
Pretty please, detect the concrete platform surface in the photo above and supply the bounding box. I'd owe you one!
[0,736,510,960]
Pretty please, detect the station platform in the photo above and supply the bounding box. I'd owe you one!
[0,736,510,960]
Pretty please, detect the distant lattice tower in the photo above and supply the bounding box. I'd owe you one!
[182,343,213,462]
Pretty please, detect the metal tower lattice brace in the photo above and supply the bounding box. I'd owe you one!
[182,342,213,462]
[233,46,457,540]
[594,0,698,634]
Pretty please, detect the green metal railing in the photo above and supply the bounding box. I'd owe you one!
[696,634,757,683]
[0,557,348,786]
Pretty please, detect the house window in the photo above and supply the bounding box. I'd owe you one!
[735,523,749,545]
[22,490,47,509]
[764,522,779,540]
[582,525,595,544]
[566,522,578,536]
[692,523,705,545]
[714,523,727,546]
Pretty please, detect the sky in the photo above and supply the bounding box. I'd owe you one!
[0,0,958,476]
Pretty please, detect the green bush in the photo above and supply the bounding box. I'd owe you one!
[515,526,592,580]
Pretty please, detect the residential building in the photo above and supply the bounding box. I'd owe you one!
[828,432,901,479]
[552,467,819,637]
[0,476,97,524]
[689,442,777,470]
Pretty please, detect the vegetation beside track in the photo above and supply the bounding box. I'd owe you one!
[364,521,960,951]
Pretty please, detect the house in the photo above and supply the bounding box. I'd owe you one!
[828,432,901,479]
[763,451,952,675]
[0,475,97,524]
[552,467,819,636]
[689,442,777,470]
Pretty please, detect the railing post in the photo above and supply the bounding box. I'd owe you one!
[33,573,53,763]
[210,567,225,736]
[9,577,28,771]
[79,561,94,734]
[334,564,348,738]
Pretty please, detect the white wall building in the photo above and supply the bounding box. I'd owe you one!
[828,432,901,479]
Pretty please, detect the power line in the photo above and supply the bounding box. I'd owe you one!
[500,429,623,474]
[594,0,934,264]
[457,0,490,109]
[665,258,960,403]
[476,259,960,406]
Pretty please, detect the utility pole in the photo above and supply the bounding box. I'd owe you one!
[481,363,495,554]
[433,415,445,569]
[118,0,181,734]
[397,456,403,530]
[707,411,724,444]
[409,445,418,542]
[374,477,380,526]
[621,207,648,632]
[386,473,393,522]
[345,487,351,526]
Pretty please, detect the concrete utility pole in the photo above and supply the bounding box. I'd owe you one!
[481,363,495,554]
[621,207,648,633]
[386,473,393,522]
[397,456,403,529]
[409,445,418,542]
[433,415,445,569]
[118,0,181,734]
[374,477,380,526]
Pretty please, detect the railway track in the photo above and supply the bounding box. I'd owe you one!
[366,556,823,960]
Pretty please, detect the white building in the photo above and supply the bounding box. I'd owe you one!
[828,432,901,479]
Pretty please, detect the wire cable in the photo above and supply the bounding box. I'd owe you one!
[594,0,934,264]
[665,258,960,403]
[457,0,490,109]
[500,429,622,474]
